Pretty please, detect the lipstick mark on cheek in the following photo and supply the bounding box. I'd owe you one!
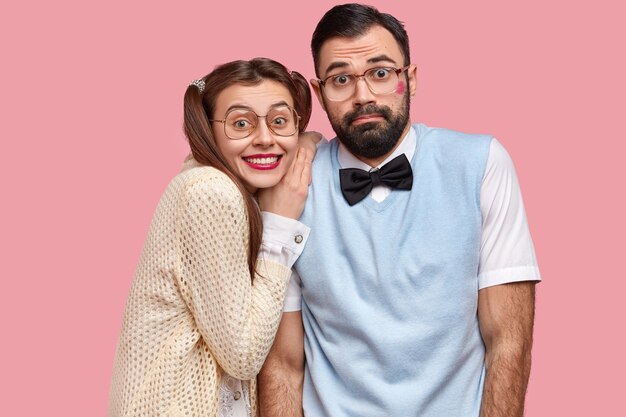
[395,81,406,95]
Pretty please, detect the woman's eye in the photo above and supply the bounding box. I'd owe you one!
[233,119,251,129]
[272,117,287,126]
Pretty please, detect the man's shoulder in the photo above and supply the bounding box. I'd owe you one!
[413,123,493,170]
[316,136,338,150]
[413,122,492,144]
[312,137,338,164]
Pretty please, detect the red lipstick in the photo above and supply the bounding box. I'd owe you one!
[242,154,282,170]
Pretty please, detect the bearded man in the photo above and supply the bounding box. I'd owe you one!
[259,4,541,417]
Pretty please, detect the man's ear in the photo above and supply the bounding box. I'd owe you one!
[407,64,418,97]
[310,79,327,112]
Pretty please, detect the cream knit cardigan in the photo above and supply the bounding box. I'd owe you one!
[109,161,292,417]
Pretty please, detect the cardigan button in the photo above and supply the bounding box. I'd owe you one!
[233,390,241,400]
[294,234,303,244]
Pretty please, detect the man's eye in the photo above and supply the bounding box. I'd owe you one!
[332,75,351,86]
[372,68,391,79]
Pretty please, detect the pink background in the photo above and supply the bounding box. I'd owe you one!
[1,0,624,415]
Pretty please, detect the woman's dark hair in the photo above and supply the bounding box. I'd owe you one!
[183,58,312,278]
[311,3,410,76]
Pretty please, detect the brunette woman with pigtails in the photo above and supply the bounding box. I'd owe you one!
[109,58,319,417]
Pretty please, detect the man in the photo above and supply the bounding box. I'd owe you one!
[259,4,540,417]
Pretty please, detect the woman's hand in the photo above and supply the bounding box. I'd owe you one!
[258,146,313,219]
[299,131,323,156]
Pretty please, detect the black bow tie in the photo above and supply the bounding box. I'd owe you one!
[339,154,413,206]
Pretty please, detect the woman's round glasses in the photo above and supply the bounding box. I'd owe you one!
[209,105,300,140]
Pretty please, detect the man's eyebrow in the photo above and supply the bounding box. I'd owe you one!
[323,62,350,77]
[322,55,399,78]
[367,55,398,65]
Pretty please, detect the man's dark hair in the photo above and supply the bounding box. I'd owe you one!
[311,3,410,76]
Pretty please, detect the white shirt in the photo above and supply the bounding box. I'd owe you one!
[277,127,541,312]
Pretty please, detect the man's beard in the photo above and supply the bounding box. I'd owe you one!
[328,92,410,160]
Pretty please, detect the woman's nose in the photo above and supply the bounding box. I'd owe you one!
[251,120,275,146]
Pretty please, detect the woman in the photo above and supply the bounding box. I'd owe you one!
[109,58,315,417]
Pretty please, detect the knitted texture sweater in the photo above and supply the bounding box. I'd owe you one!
[109,160,292,417]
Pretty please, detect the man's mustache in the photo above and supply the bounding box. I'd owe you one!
[344,105,392,124]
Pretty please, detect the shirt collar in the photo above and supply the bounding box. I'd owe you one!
[337,125,416,170]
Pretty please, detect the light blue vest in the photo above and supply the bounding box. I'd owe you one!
[295,123,492,417]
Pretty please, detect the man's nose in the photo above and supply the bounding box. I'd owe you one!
[352,76,376,107]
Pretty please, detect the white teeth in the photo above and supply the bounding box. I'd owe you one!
[244,156,279,165]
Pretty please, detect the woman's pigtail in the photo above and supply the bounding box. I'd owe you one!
[289,71,312,131]
[183,79,227,169]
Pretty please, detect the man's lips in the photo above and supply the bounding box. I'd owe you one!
[351,113,384,125]
[242,154,282,170]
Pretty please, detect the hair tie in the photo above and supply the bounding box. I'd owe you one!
[189,79,206,93]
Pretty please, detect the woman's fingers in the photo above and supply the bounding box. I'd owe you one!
[287,147,307,187]
[290,147,312,190]
[300,147,313,185]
